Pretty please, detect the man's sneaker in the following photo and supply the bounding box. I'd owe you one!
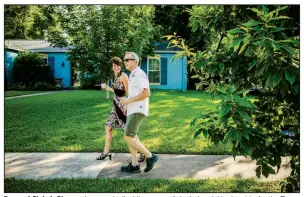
[144,153,159,172]
[121,162,141,173]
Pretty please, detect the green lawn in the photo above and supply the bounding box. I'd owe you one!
[5,178,281,192]
[5,90,231,154]
[5,91,45,97]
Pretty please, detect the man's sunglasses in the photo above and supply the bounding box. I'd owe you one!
[124,59,135,62]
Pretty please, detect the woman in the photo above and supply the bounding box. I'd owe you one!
[97,57,128,160]
[97,57,145,162]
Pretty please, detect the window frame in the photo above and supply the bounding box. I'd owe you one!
[147,56,161,85]
[41,54,48,65]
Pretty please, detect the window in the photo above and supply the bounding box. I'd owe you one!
[43,56,48,65]
[147,57,161,85]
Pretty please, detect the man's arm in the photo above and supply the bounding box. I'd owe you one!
[121,88,150,105]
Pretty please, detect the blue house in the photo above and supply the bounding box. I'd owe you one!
[4,40,72,88]
[140,42,187,91]
[4,43,21,86]
[4,40,187,90]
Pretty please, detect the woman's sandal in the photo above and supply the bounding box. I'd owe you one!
[138,153,146,162]
[96,152,112,160]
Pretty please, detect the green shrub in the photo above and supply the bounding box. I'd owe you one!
[10,82,57,91]
[12,51,53,87]
[10,83,28,91]
[79,73,98,89]
[33,82,57,91]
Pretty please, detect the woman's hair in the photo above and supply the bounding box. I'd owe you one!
[110,56,122,67]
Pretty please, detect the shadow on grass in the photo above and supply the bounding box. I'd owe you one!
[5,90,229,154]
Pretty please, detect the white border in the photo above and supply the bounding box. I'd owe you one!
[1,2,303,197]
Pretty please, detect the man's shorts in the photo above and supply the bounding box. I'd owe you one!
[124,113,145,137]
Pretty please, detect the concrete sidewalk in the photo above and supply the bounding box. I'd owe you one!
[5,153,291,181]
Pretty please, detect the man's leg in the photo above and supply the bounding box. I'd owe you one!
[121,141,141,173]
[123,113,158,173]
[127,135,144,165]
[135,136,146,162]
[124,135,152,158]
[121,114,143,173]
[127,143,138,166]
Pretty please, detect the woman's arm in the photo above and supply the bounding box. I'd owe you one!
[104,85,114,92]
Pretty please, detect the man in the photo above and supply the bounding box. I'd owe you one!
[120,52,158,173]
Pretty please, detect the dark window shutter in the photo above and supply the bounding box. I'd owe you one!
[141,57,147,74]
[161,57,168,85]
[47,57,55,77]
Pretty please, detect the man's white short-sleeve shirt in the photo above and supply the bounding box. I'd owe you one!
[127,66,149,116]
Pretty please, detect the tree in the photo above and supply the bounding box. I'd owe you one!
[27,5,60,39]
[154,5,256,90]
[166,5,299,192]
[5,5,62,40]
[154,5,199,89]
[46,5,157,88]
[5,5,39,39]
[154,5,192,40]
